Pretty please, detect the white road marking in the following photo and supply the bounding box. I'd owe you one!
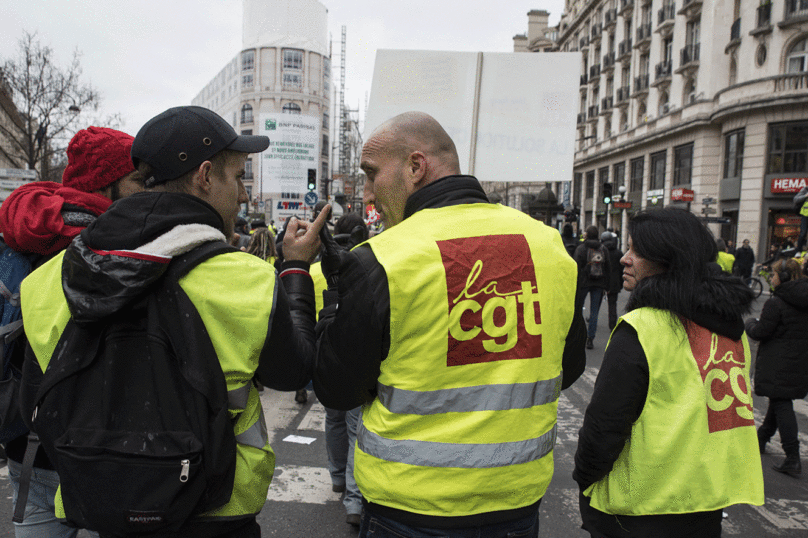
[751,499,808,530]
[261,389,309,446]
[267,464,342,504]
[283,435,316,445]
[298,401,326,432]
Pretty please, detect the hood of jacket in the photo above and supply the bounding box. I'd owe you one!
[690,271,755,340]
[0,181,111,255]
[774,278,808,311]
[63,192,226,323]
[583,238,603,250]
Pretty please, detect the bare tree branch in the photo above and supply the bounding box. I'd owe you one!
[0,31,112,180]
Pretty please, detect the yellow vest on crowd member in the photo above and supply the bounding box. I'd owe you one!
[354,203,577,518]
[801,200,808,218]
[716,251,735,274]
[21,250,276,520]
[585,307,764,516]
[310,262,327,318]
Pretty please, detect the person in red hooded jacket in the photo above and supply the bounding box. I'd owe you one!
[0,126,142,538]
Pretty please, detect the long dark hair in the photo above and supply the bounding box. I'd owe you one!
[626,208,754,326]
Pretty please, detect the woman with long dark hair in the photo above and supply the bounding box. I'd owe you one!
[574,208,764,538]
[747,257,808,476]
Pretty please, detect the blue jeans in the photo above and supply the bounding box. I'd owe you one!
[325,405,363,515]
[359,510,539,538]
[579,287,604,340]
[7,459,98,538]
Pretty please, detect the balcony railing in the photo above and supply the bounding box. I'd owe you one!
[655,61,672,80]
[581,73,588,86]
[603,51,616,70]
[605,8,618,27]
[580,35,590,49]
[601,96,614,111]
[590,64,602,79]
[635,73,650,92]
[658,3,676,25]
[636,23,652,43]
[774,72,808,91]
[786,0,808,19]
[616,86,631,103]
[730,17,741,41]
[757,3,772,27]
[620,0,634,13]
[619,39,633,57]
[680,43,700,65]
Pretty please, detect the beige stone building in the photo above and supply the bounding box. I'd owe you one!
[192,0,331,221]
[517,0,808,259]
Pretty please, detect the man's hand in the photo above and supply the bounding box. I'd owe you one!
[283,205,331,263]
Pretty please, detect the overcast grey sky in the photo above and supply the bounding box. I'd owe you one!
[0,0,565,137]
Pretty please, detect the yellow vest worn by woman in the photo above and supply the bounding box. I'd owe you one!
[585,307,764,515]
[21,250,275,520]
[355,203,577,517]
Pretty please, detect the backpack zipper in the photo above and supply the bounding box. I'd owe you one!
[180,459,190,482]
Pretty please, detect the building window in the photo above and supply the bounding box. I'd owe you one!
[324,57,331,80]
[724,129,746,177]
[241,104,253,124]
[283,73,302,91]
[241,50,255,71]
[242,73,253,88]
[245,158,253,180]
[283,49,304,70]
[598,167,609,198]
[574,172,582,205]
[787,38,808,73]
[613,161,626,191]
[768,122,807,174]
[630,156,644,193]
[673,143,694,186]
[586,170,595,198]
[282,102,301,114]
[322,134,329,156]
[650,151,666,190]
[240,129,252,135]
[245,185,252,201]
[323,112,329,129]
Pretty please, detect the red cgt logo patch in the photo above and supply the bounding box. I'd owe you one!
[686,324,754,433]
[438,234,542,367]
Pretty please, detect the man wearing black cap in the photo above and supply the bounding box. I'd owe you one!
[20,106,327,537]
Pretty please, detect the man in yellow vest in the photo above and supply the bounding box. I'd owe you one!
[20,106,327,537]
[715,238,736,274]
[313,111,586,537]
[574,208,763,538]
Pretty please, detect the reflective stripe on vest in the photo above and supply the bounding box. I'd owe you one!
[358,415,556,468]
[235,405,269,450]
[585,308,764,515]
[228,384,251,410]
[377,374,562,415]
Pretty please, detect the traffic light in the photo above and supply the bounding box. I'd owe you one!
[307,169,316,191]
[602,182,613,205]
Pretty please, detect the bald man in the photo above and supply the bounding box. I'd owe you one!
[313,112,586,537]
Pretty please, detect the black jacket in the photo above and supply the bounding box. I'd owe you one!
[733,245,755,274]
[604,240,624,295]
[574,275,752,537]
[746,278,808,399]
[574,239,611,290]
[313,175,587,528]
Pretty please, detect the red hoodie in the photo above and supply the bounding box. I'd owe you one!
[0,181,111,255]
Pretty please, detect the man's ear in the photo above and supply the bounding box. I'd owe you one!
[406,151,428,189]
[192,161,214,193]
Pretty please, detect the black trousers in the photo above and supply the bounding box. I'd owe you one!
[758,397,800,455]
[607,291,619,331]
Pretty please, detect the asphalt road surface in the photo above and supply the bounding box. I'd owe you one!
[0,291,805,537]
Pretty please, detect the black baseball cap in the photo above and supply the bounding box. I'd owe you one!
[131,105,269,187]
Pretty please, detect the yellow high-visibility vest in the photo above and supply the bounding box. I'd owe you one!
[355,203,577,517]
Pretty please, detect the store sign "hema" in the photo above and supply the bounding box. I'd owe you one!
[771,177,808,194]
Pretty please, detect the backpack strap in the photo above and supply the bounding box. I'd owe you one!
[164,241,240,282]
[12,432,40,523]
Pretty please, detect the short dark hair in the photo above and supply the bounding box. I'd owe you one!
[137,149,238,194]
[586,226,599,240]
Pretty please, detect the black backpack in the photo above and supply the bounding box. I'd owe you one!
[25,241,238,536]
[586,246,605,279]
